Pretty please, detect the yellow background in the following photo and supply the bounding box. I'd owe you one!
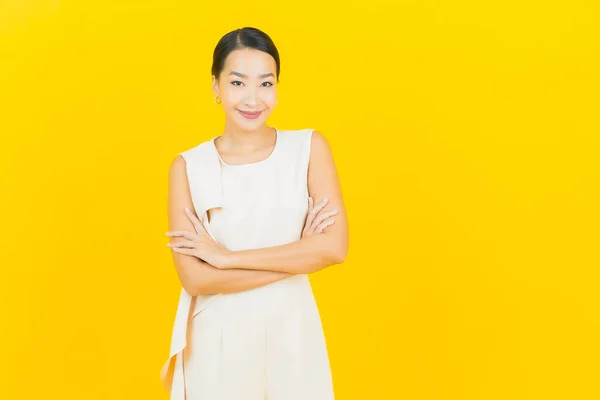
[1,0,599,399]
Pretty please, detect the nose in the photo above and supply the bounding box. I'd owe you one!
[244,87,258,106]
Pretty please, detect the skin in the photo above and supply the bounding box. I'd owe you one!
[166,47,349,295]
[209,47,279,161]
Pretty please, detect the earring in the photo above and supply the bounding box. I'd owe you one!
[214,96,222,104]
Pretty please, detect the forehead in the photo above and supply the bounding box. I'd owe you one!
[224,48,276,75]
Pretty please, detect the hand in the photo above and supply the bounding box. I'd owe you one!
[166,207,232,269]
[302,197,338,239]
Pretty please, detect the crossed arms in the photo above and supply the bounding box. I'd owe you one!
[167,131,348,296]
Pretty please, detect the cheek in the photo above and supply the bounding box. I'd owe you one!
[262,91,277,106]
[222,90,243,105]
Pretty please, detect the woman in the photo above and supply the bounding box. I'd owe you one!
[161,27,349,400]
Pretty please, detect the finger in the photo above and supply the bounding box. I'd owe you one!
[304,197,316,231]
[310,208,338,230]
[165,230,198,241]
[306,204,335,234]
[166,230,196,240]
[168,241,195,249]
[184,207,205,235]
[171,247,195,256]
[305,197,328,232]
[313,197,329,214]
[316,218,335,233]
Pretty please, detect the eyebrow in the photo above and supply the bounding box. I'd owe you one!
[229,71,274,79]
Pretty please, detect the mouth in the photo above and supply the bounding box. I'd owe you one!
[237,109,263,119]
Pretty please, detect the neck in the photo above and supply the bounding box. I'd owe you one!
[219,122,276,152]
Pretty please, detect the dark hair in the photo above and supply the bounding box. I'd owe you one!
[212,27,281,83]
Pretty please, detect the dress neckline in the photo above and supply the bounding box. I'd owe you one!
[211,128,279,167]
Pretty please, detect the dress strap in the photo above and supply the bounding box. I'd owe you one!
[180,142,224,221]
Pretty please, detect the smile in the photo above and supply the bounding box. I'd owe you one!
[237,109,263,119]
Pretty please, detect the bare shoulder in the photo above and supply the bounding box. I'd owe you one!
[308,130,336,173]
[170,153,186,170]
[168,154,193,228]
[307,129,340,197]
[309,130,332,154]
[169,154,188,181]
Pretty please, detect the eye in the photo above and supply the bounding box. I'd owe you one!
[230,81,273,87]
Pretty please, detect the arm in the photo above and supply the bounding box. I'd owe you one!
[199,267,292,295]
[179,257,293,295]
[223,130,349,274]
[168,155,294,296]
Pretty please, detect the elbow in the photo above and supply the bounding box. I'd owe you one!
[310,249,345,274]
[192,281,215,296]
[190,266,223,295]
[334,237,349,263]
[328,245,348,265]
[180,269,202,296]
[182,282,199,297]
[175,257,215,296]
[323,231,348,266]
[177,265,202,297]
[186,275,217,296]
[182,278,210,297]
[334,250,347,265]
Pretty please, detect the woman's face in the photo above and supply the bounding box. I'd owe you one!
[212,48,278,131]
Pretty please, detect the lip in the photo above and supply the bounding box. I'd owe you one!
[237,109,263,119]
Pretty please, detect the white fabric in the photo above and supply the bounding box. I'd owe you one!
[160,128,334,399]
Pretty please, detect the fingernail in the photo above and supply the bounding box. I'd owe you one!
[185,207,190,212]
[323,198,328,203]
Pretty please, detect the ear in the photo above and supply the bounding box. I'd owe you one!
[212,75,219,98]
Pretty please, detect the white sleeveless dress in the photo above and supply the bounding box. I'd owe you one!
[160,128,335,400]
